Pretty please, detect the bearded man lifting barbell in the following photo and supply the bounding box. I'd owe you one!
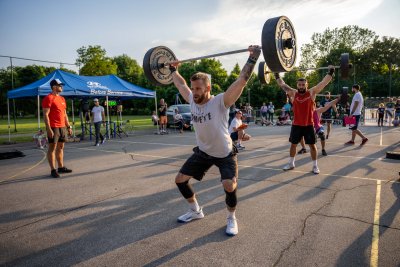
[274,66,335,174]
[168,45,261,236]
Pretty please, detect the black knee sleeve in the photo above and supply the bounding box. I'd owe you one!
[225,188,237,208]
[176,181,194,199]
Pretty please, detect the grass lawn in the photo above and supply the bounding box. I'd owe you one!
[0,115,153,144]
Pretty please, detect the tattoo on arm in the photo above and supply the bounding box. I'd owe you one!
[240,62,255,82]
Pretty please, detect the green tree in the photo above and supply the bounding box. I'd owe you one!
[113,54,143,84]
[224,63,241,90]
[300,26,378,69]
[76,45,117,76]
[196,58,228,94]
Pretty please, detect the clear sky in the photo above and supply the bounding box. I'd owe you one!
[0,0,399,73]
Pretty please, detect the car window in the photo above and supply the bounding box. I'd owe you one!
[178,105,191,113]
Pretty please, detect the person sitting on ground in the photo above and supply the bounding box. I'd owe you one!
[260,116,272,126]
[151,111,159,126]
[275,107,291,126]
[174,109,190,133]
[228,110,251,150]
[33,129,48,149]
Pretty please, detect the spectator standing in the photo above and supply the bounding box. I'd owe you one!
[260,102,268,120]
[42,79,73,178]
[159,99,168,134]
[91,98,106,146]
[345,84,368,145]
[283,98,292,119]
[385,98,395,126]
[267,101,275,123]
[244,103,253,124]
[376,103,385,127]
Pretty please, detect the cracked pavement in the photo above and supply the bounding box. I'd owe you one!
[0,125,399,266]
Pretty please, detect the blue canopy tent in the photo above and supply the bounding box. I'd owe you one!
[6,70,157,139]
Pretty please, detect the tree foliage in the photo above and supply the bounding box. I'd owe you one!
[300,25,378,69]
[76,45,117,76]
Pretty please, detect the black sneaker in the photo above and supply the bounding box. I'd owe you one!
[322,149,327,156]
[58,167,72,173]
[298,148,307,154]
[51,169,60,178]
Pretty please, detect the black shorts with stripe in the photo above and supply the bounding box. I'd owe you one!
[180,146,238,181]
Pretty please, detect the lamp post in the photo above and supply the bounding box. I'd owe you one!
[389,63,392,97]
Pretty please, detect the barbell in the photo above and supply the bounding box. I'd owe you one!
[258,53,353,84]
[143,16,297,86]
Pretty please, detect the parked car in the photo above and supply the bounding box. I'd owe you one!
[166,104,192,130]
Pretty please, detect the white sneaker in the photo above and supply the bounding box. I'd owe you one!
[101,138,106,145]
[237,144,245,150]
[283,163,295,171]
[226,217,238,236]
[177,208,204,223]
[312,166,320,174]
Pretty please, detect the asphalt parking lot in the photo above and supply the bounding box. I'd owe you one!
[0,124,399,267]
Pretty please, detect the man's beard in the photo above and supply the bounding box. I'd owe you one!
[298,88,306,94]
[193,93,206,104]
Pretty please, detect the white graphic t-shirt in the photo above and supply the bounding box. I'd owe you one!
[228,117,242,134]
[350,91,363,116]
[92,106,104,123]
[189,92,232,158]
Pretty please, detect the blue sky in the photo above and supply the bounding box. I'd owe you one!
[0,0,399,73]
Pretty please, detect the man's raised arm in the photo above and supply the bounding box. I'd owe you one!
[223,46,261,108]
[275,73,297,98]
[309,65,335,97]
[170,65,191,103]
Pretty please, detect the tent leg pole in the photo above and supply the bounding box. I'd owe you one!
[71,99,75,137]
[106,95,110,139]
[38,95,40,130]
[7,98,11,143]
[13,99,17,132]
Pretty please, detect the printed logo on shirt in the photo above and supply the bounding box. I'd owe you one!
[295,95,311,103]
[192,112,212,123]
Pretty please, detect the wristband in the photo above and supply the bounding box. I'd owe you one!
[328,68,335,76]
[67,125,72,129]
[247,56,258,65]
[274,73,280,80]
[169,65,177,73]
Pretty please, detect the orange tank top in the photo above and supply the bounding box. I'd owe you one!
[292,91,314,126]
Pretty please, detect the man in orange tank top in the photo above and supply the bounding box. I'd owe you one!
[42,79,73,178]
[274,65,335,174]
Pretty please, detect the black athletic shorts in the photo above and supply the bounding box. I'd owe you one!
[230,132,239,141]
[321,113,332,124]
[349,115,361,130]
[48,127,67,144]
[289,125,316,145]
[180,146,238,181]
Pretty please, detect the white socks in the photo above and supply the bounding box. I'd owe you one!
[228,210,236,219]
[313,160,318,167]
[289,157,295,165]
[190,199,200,212]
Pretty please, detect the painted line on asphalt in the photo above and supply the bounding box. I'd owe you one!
[2,149,47,181]
[101,140,392,161]
[379,127,383,146]
[370,179,381,267]
[74,147,399,184]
